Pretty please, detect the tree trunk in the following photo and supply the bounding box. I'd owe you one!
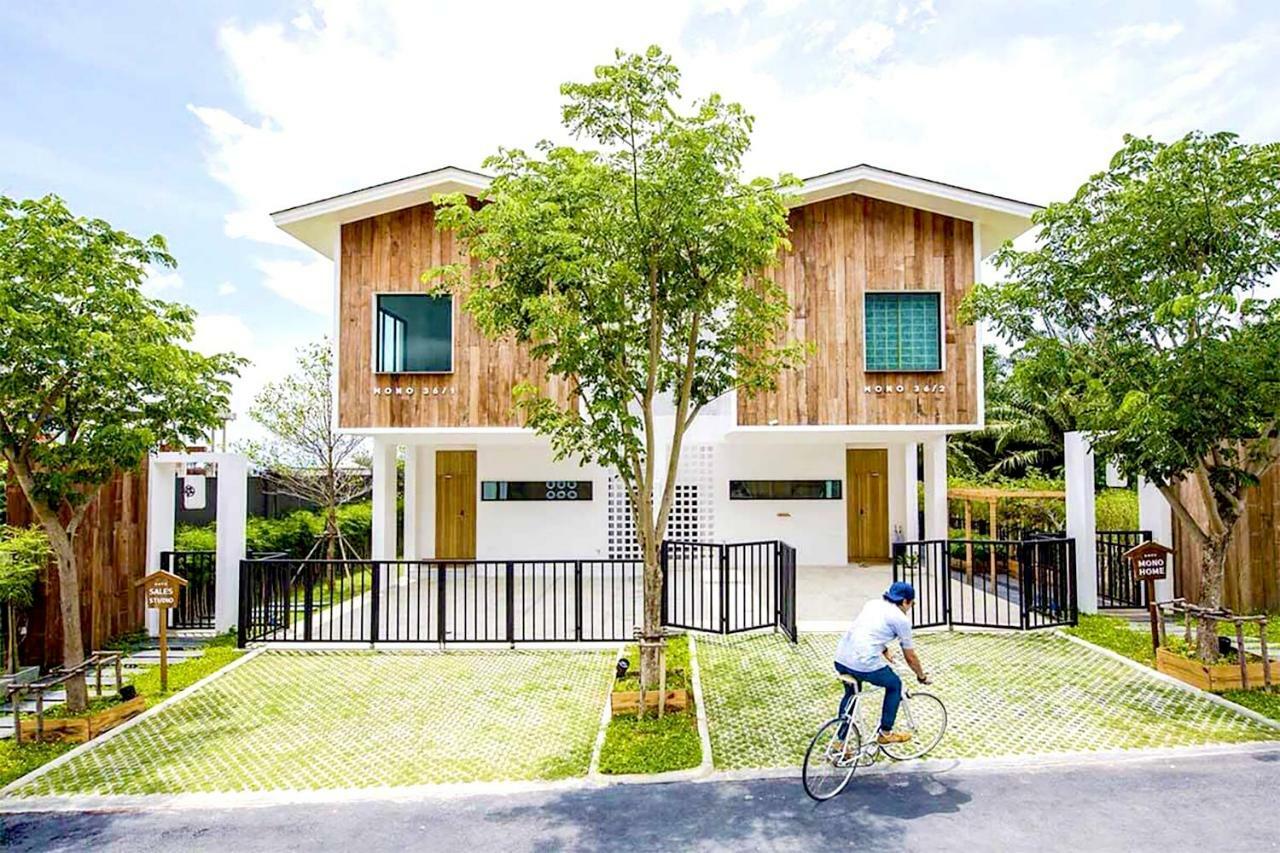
[7,459,89,710]
[6,602,16,675]
[639,533,663,689]
[50,531,89,711]
[1195,534,1231,662]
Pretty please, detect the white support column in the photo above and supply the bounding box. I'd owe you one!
[403,445,420,560]
[371,439,399,560]
[897,442,920,542]
[922,437,948,541]
[214,455,247,634]
[1139,476,1175,601]
[1065,431,1098,614]
[145,457,178,637]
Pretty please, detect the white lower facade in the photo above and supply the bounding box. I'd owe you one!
[366,422,955,567]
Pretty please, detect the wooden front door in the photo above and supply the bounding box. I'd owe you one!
[846,448,889,562]
[435,450,476,559]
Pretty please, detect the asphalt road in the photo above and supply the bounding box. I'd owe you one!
[4,748,1279,852]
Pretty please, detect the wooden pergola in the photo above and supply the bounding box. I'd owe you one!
[946,486,1067,581]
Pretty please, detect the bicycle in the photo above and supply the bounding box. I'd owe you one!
[802,672,948,801]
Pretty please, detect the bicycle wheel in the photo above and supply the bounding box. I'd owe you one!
[802,717,862,801]
[880,692,947,760]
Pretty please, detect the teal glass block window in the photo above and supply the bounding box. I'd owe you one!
[864,292,941,371]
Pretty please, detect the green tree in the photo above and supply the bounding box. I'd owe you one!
[241,339,370,561]
[0,195,242,709]
[429,47,805,685]
[964,132,1280,661]
[0,525,50,675]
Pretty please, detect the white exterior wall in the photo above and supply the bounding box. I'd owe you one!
[717,442,848,565]
[475,446,609,560]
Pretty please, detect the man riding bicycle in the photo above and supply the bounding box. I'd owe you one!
[833,581,930,745]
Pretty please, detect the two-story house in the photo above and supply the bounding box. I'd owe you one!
[272,164,1038,568]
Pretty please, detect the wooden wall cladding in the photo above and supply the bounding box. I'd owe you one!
[338,203,572,429]
[7,467,147,667]
[737,194,977,427]
[1173,467,1280,612]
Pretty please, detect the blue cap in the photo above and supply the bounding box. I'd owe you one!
[884,582,916,603]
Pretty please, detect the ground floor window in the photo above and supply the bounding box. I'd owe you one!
[729,480,842,500]
[481,480,593,501]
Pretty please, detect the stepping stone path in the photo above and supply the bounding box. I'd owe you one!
[0,638,210,740]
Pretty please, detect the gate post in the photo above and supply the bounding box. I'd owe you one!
[436,563,447,649]
[574,561,583,642]
[1064,431,1099,614]
[942,541,953,630]
[506,561,516,649]
[1017,542,1030,630]
[236,560,248,648]
[660,541,668,628]
[773,541,781,632]
[719,544,729,634]
[369,560,381,646]
[303,564,314,642]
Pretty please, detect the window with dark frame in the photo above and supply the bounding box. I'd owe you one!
[375,293,452,373]
[481,481,594,501]
[864,291,942,371]
[729,480,843,500]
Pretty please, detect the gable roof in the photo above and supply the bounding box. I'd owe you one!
[271,162,1040,259]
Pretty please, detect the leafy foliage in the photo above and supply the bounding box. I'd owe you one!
[0,525,49,609]
[0,193,243,706]
[964,131,1280,660]
[426,47,804,685]
[174,501,374,559]
[240,339,370,560]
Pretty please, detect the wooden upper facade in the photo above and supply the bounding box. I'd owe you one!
[274,164,1037,433]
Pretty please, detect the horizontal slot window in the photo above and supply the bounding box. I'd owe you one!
[729,480,843,500]
[865,291,941,371]
[481,481,593,501]
[375,293,452,373]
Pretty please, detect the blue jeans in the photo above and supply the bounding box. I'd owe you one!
[835,662,902,738]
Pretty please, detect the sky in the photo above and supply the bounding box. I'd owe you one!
[3,0,1278,442]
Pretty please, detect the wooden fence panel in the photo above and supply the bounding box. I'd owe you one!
[1173,466,1280,612]
[6,466,148,667]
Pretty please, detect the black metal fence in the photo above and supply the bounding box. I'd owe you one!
[238,539,797,647]
[1096,530,1152,608]
[162,550,216,629]
[892,536,1077,630]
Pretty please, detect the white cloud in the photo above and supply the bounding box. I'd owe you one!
[1110,21,1184,46]
[837,21,896,64]
[192,313,254,358]
[256,256,332,315]
[218,281,237,296]
[142,267,183,296]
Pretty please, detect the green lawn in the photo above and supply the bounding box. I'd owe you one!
[695,630,1279,771]
[11,648,615,796]
[597,635,701,775]
[1068,612,1280,723]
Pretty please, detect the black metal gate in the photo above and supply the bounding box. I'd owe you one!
[892,536,1077,630]
[1096,530,1152,608]
[163,550,216,629]
[661,540,797,641]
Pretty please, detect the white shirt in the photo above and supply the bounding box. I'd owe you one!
[835,599,914,673]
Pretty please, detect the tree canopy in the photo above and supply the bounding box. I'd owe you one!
[427,47,805,683]
[0,193,242,705]
[964,131,1280,657]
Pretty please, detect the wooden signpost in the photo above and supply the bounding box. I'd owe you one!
[135,570,188,692]
[1123,541,1174,655]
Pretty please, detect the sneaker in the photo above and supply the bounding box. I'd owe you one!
[877,731,912,745]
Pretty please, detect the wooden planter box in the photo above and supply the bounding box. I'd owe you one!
[610,688,690,716]
[19,695,147,743]
[1155,647,1269,693]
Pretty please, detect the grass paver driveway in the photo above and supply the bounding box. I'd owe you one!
[10,649,614,796]
[696,631,1279,771]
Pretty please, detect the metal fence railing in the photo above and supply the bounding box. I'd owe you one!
[892,536,1077,630]
[1096,530,1152,609]
[161,550,216,629]
[239,540,798,647]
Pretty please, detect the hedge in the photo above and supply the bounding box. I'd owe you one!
[174,501,374,558]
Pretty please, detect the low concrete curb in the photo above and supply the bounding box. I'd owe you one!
[687,635,715,775]
[0,645,267,798]
[3,739,1277,814]
[1054,630,1280,731]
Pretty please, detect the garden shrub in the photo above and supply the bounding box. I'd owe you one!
[174,501,373,558]
[1095,488,1139,530]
